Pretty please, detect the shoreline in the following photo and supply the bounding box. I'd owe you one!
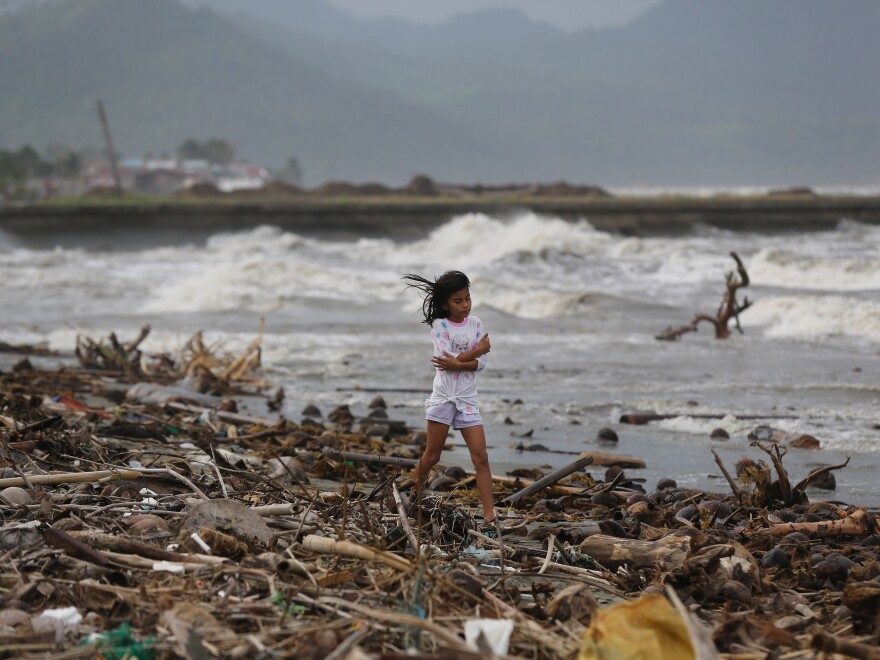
[4,194,880,239]
[2,332,879,658]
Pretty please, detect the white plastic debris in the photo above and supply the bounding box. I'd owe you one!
[464,618,514,655]
[190,532,212,554]
[152,561,185,574]
[37,607,82,628]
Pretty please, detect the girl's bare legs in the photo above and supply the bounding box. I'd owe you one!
[410,420,450,486]
[459,424,496,523]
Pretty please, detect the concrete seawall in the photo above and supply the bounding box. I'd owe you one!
[3,196,880,239]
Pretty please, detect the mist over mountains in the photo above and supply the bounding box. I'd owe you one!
[2,0,879,186]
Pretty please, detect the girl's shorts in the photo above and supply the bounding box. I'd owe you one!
[425,401,483,430]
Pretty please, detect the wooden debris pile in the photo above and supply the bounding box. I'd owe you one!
[1,333,879,659]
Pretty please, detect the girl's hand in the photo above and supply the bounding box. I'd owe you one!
[432,352,464,371]
[477,333,491,355]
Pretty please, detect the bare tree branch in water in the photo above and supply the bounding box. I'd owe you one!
[656,252,752,340]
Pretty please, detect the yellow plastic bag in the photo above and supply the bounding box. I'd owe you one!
[578,593,695,660]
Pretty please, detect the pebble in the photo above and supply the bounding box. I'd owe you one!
[596,428,618,442]
[760,547,791,569]
[301,403,322,417]
[0,486,32,506]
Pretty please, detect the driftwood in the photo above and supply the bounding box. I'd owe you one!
[656,252,752,340]
[504,455,594,505]
[579,533,692,572]
[301,534,412,572]
[578,450,645,468]
[811,631,880,660]
[0,468,142,489]
[769,507,876,538]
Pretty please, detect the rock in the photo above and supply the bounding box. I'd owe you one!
[125,514,170,536]
[183,500,273,547]
[301,404,322,417]
[428,476,458,491]
[545,584,598,623]
[719,580,752,605]
[444,466,468,480]
[12,357,34,372]
[790,434,820,449]
[368,395,387,409]
[267,456,310,484]
[596,428,618,442]
[604,466,624,482]
[504,416,515,425]
[814,553,856,581]
[761,547,791,569]
[809,470,836,490]
[860,535,880,548]
[367,408,388,419]
[710,428,729,439]
[448,569,483,599]
[656,477,677,490]
[328,405,354,425]
[0,487,32,506]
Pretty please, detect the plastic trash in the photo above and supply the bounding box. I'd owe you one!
[152,560,185,574]
[464,618,514,655]
[578,593,698,660]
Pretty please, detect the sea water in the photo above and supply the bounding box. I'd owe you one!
[2,212,879,503]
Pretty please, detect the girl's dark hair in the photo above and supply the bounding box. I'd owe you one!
[402,270,470,325]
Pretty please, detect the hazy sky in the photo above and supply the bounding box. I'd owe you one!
[324,0,663,31]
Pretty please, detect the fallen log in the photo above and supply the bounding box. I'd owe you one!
[69,530,227,565]
[811,631,880,660]
[302,534,412,572]
[578,450,646,469]
[504,455,594,505]
[579,533,692,572]
[768,507,876,538]
[0,468,142,489]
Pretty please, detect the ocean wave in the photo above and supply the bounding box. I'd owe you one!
[745,294,880,343]
[397,211,616,266]
[750,247,880,291]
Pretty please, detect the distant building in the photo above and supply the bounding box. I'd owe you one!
[134,168,188,195]
[115,155,270,195]
[215,162,270,192]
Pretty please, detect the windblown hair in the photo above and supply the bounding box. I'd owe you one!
[402,270,470,325]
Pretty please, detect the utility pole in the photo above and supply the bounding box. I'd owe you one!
[96,99,123,193]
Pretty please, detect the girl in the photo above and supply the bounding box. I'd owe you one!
[402,270,499,528]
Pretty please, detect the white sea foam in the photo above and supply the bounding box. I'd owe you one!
[745,295,880,343]
[749,248,880,291]
[399,212,616,266]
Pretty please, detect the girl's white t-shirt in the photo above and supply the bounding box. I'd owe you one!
[425,315,488,413]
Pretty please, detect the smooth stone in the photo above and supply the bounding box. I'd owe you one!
[761,547,791,568]
[0,487,32,506]
[368,395,387,409]
[301,404,322,417]
[596,427,618,442]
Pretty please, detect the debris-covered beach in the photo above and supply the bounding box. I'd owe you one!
[2,207,880,658]
[1,323,879,659]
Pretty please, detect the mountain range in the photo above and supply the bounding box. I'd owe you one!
[2,0,879,186]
